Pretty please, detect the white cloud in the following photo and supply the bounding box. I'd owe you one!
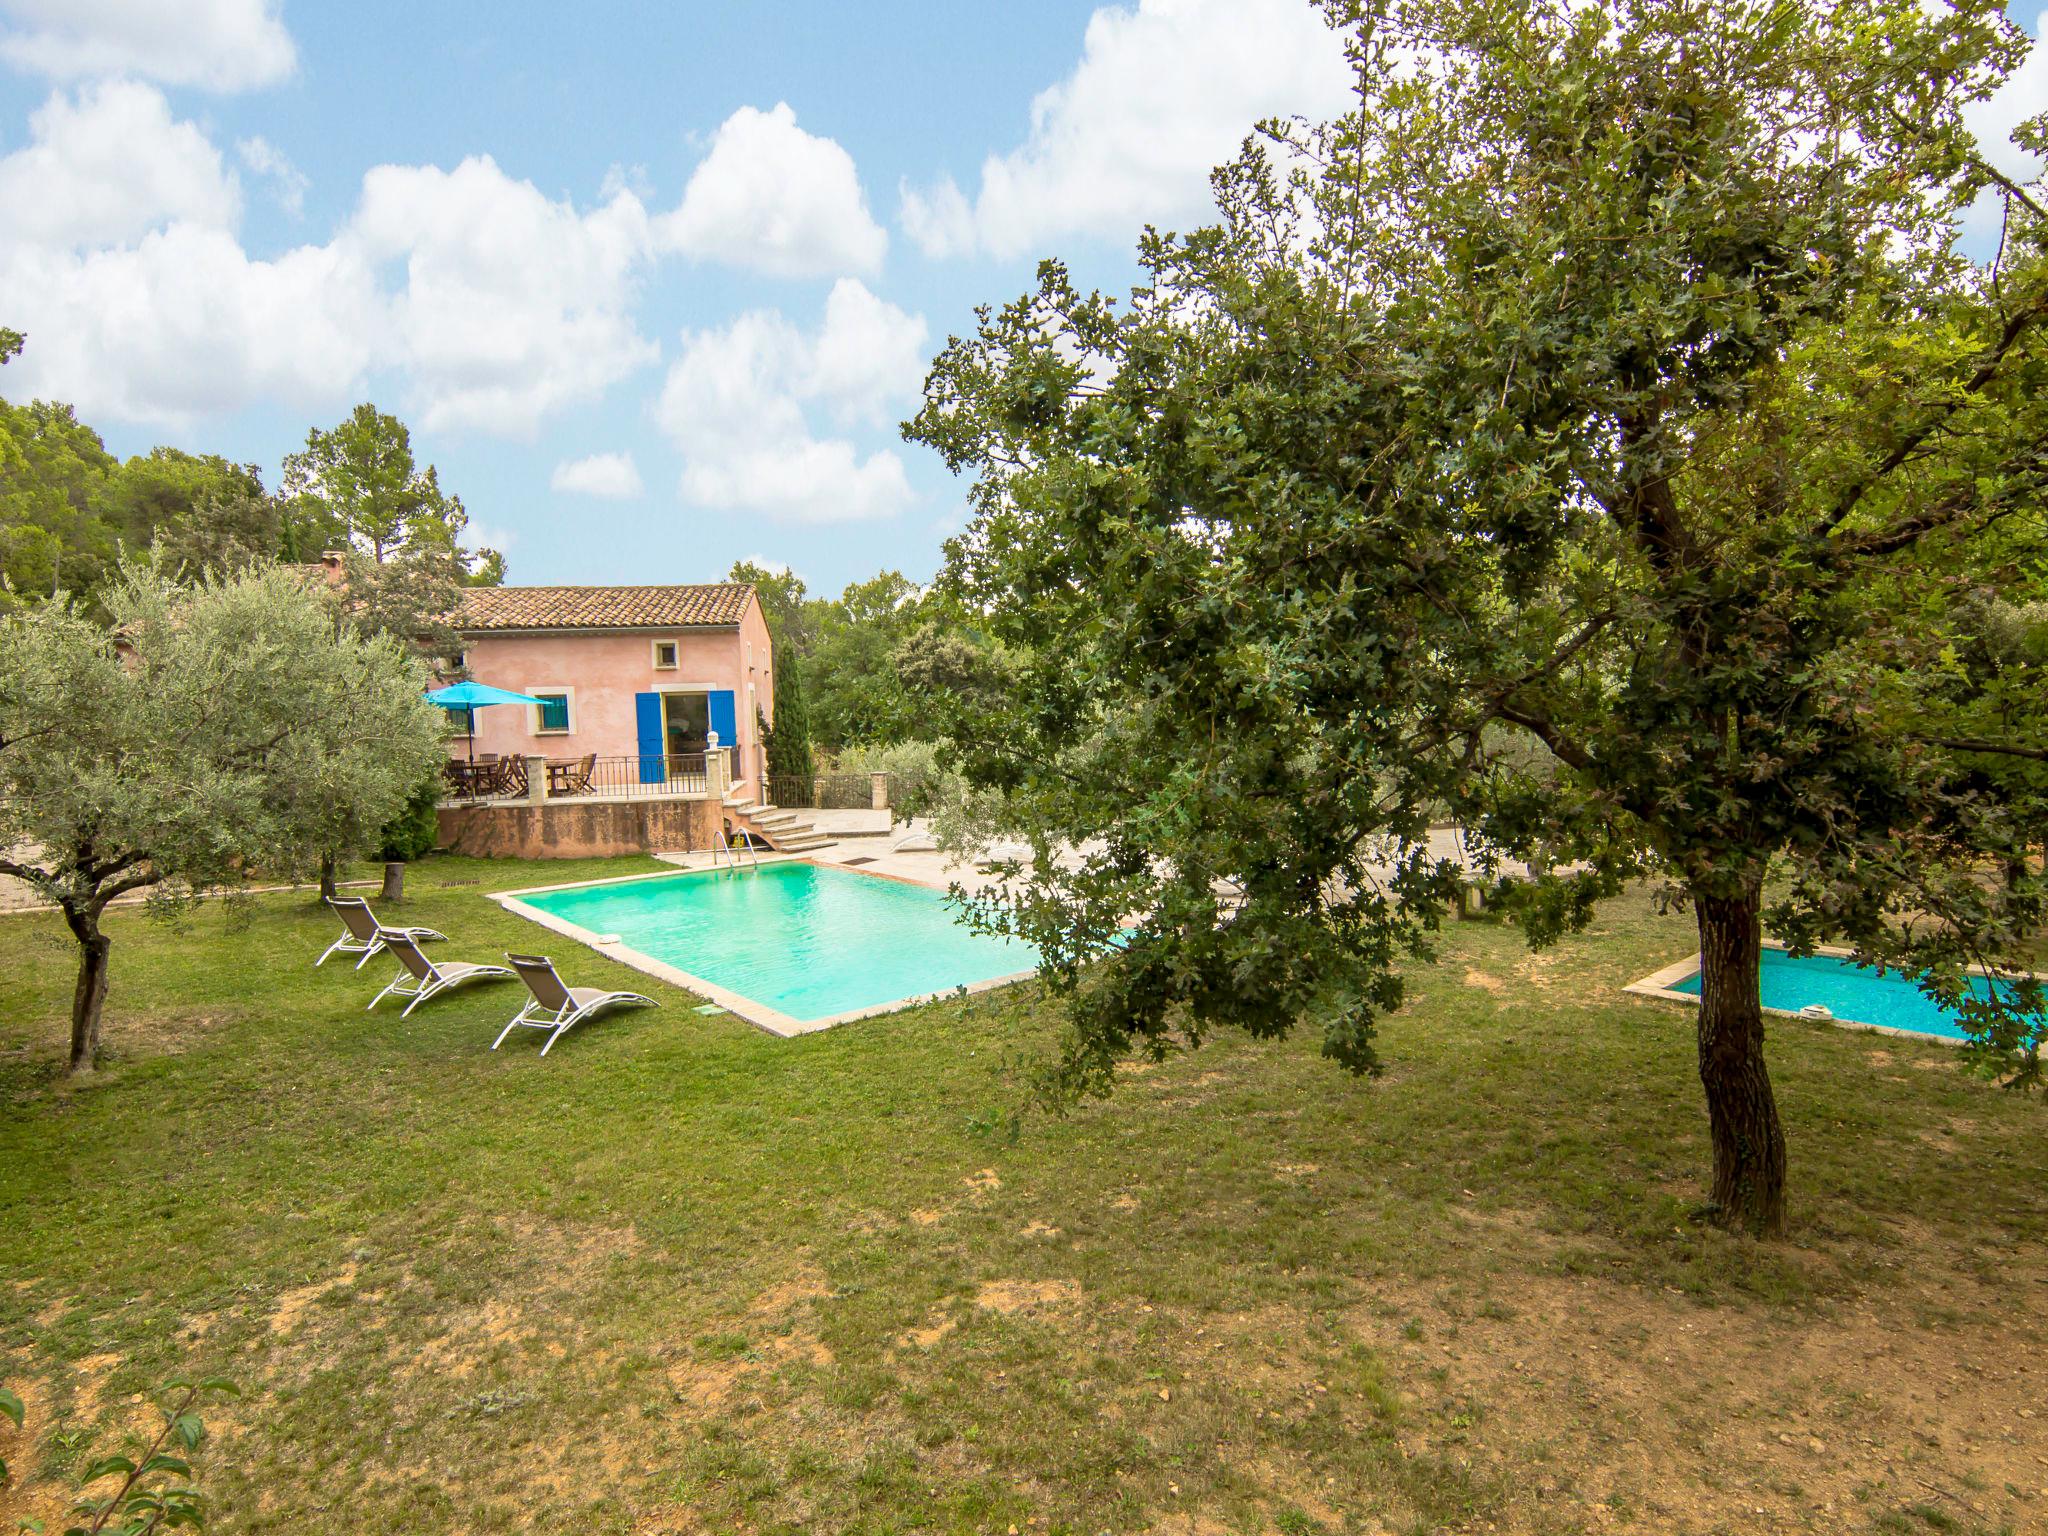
[0,227,381,426]
[1956,14,2046,249]
[0,0,295,92]
[237,134,307,216]
[347,155,660,436]
[806,276,930,423]
[900,0,1353,260]
[0,89,662,434]
[0,81,239,249]
[1966,11,2047,182]
[464,518,517,555]
[657,102,887,277]
[551,451,644,498]
[654,279,927,523]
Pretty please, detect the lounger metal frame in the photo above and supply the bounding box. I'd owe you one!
[495,952,657,1056]
[317,895,447,969]
[367,932,514,1017]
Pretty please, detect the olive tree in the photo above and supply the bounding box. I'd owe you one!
[908,0,2046,1234]
[0,561,446,1072]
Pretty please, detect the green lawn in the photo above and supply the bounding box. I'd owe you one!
[1,856,2043,1535]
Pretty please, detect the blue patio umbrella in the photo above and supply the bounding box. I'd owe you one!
[425,681,546,761]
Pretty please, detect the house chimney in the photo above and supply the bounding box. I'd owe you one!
[319,550,347,585]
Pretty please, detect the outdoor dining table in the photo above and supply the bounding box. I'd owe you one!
[443,760,499,799]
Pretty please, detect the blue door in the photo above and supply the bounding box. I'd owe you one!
[707,689,737,750]
[634,692,664,783]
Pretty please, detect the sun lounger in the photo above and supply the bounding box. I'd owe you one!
[367,932,514,1016]
[317,895,447,969]
[494,952,657,1056]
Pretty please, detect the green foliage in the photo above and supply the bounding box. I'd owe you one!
[333,547,474,666]
[51,1377,234,1535]
[375,774,445,864]
[0,397,279,610]
[281,404,494,573]
[728,560,816,652]
[0,398,120,604]
[0,328,22,365]
[725,560,930,752]
[802,571,922,750]
[0,559,447,1070]
[907,0,2048,1222]
[766,643,814,781]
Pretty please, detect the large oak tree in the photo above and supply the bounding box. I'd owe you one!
[907,0,2047,1234]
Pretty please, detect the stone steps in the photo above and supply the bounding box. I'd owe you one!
[720,795,826,854]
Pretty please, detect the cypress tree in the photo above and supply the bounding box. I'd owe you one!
[767,642,814,784]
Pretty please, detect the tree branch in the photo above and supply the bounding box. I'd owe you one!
[1820,286,2048,535]
[92,868,162,907]
[1493,701,1596,774]
[1919,734,2048,763]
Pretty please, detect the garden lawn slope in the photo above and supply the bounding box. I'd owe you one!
[0,859,2042,1534]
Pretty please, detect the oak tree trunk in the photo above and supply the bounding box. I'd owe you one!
[1694,883,1787,1236]
[61,902,112,1075]
[381,861,405,902]
[319,852,338,902]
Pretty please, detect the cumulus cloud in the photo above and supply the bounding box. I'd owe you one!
[0,0,296,92]
[900,0,1353,260]
[0,228,381,426]
[237,134,307,216]
[0,88,663,434]
[0,81,239,249]
[350,155,659,435]
[654,279,927,523]
[551,451,645,498]
[657,102,887,277]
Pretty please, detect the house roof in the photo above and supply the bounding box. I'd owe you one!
[455,583,756,633]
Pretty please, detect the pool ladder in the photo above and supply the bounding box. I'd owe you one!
[712,826,760,871]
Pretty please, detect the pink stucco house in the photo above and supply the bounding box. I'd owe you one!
[452,583,775,794]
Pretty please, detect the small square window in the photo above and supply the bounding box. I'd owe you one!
[652,640,679,670]
[535,693,571,734]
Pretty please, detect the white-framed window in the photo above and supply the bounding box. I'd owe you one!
[652,638,679,670]
[530,687,574,736]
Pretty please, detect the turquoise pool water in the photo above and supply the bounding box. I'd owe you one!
[1669,949,2039,1041]
[516,863,1040,1023]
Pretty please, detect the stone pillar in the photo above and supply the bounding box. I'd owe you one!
[870,771,890,811]
[524,754,549,806]
[705,731,730,800]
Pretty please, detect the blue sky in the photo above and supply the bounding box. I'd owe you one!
[0,1,2041,593]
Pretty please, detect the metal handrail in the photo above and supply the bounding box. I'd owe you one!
[712,823,759,870]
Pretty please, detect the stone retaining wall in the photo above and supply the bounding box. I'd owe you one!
[437,796,719,859]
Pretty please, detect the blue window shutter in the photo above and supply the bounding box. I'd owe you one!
[538,695,569,731]
[707,689,737,749]
[635,692,664,782]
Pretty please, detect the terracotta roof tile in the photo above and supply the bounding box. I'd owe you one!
[456,584,755,632]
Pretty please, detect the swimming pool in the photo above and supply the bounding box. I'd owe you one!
[496,861,1040,1035]
[1629,946,2043,1043]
